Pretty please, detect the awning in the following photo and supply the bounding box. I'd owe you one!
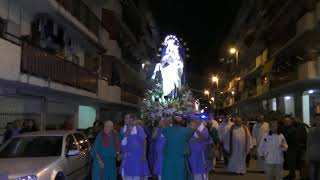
[261,58,275,76]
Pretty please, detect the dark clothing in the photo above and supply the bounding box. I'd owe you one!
[208,127,220,145]
[310,162,320,180]
[307,127,320,180]
[21,127,37,134]
[2,129,12,144]
[283,122,308,179]
[246,153,251,167]
[307,127,320,162]
[222,146,229,167]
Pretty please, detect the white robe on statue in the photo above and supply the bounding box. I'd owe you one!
[252,122,269,171]
[224,125,252,174]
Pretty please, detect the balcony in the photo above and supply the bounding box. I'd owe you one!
[55,0,100,37]
[121,90,140,104]
[270,72,297,90]
[21,43,97,92]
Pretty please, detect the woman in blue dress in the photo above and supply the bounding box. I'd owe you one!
[91,121,121,180]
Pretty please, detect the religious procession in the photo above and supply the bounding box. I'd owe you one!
[89,110,320,180]
[89,35,319,180]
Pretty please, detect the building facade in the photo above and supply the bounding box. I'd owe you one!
[0,0,159,132]
[220,0,320,126]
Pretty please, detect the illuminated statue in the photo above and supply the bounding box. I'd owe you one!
[152,35,184,99]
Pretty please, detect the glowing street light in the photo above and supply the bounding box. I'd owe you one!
[212,76,218,84]
[229,47,239,66]
[211,75,219,89]
[204,90,210,96]
[229,47,237,54]
[211,97,215,102]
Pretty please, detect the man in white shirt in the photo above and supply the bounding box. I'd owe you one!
[252,115,269,172]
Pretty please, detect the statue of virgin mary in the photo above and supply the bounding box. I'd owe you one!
[152,35,184,99]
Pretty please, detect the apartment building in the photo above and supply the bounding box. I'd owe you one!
[220,0,320,126]
[0,0,159,131]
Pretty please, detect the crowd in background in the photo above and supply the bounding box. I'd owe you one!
[2,119,38,144]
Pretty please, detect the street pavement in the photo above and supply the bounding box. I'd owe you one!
[210,160,267,180]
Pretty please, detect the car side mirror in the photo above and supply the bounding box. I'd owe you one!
[67,150,79,157]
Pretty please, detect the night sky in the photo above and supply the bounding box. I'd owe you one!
[150,1,242,77]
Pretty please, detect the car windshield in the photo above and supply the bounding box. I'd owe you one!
[0,136,63,158]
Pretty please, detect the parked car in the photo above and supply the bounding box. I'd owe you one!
[0,131,90,180]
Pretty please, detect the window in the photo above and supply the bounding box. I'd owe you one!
[0,136,62,158]
[74,133,89,151]
[65,135,78,152]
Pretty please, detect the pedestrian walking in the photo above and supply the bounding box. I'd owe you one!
[218,116,234,167]
[252,115,270,172]
[224,116,252,175]
[307,113,320,180]
[282,115,308,180]
[258,119,288,180]
[161,116,195,180]
[91,121,121,180]
[189,119,210,180]
[120,114,150,180]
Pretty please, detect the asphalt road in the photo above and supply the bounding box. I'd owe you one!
[210,161,267,180]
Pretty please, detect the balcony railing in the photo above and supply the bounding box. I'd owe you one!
[55,0,100,37]
[21,43,97,93]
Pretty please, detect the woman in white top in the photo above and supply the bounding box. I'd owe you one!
[258,120,288,180]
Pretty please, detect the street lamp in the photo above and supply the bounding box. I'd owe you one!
[229,47,239,66]
[204,90,210,96]
[211,75,219,89]
[211,97,215,102]
[229,47,237,54]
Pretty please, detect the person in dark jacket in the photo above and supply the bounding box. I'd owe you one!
[307,113,320,180]
[282,115,308,180]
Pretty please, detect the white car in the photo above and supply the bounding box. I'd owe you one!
[0,131,90,180]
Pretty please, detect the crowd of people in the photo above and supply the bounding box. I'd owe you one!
[90,112,320,180]
[1,112,319,180]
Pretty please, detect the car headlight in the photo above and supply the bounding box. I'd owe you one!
[16,175,37,180]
